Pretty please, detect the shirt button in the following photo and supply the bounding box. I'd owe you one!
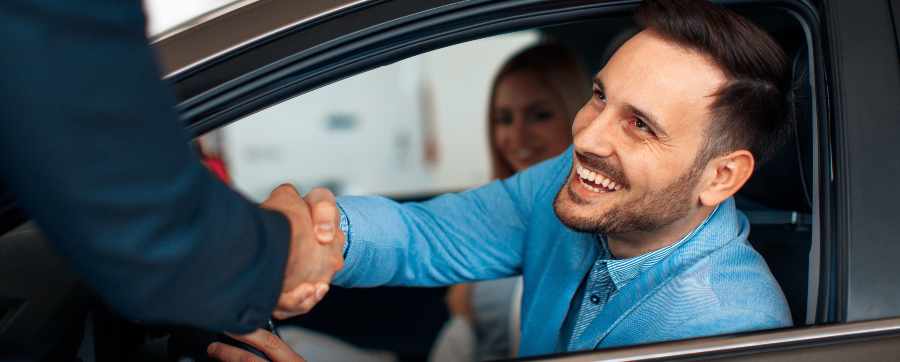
[589,294,601,304]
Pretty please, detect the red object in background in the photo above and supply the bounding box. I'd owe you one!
[195,141,232,184]
[202,156,231,184]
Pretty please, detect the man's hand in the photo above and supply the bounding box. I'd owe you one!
[208,329,305,362]
[261,185,345,319]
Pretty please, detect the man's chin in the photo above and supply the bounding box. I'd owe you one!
[553,182,609,233]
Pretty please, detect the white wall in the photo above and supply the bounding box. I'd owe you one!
[222,32,539,201]
[422,33,541,191]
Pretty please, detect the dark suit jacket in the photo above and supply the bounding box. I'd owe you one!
[0,0,289,333]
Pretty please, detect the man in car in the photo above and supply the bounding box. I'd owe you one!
[210,0,794,360]
[0,0,342,333]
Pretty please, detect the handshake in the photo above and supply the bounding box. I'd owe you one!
[261,184,344,320]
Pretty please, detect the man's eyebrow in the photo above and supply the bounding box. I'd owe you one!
[625,104,668,138]
[595,75,668,138]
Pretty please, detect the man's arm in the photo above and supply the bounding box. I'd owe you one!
[333,150,571,287]
[0,0,327,332]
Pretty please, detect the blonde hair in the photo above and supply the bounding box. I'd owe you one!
[487,42,591,179]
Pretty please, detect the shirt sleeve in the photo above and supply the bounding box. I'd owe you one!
[333,150,571,287]
[0,0,289,333]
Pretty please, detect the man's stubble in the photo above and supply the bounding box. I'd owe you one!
[553,159,704,235]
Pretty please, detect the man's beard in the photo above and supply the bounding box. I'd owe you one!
[553,161,704,235]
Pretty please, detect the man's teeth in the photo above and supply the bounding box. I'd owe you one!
[576,164,622,193]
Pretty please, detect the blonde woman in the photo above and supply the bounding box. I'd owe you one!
[433,42,591,362]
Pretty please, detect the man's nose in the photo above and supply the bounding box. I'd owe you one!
[573,110,617,157]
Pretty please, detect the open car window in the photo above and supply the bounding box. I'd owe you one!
[218,31,538,201]
[17,0,900,360]
[201,4,822,359]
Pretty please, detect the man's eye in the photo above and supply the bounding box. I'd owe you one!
[629,118,654,135]
[593,88,607,102]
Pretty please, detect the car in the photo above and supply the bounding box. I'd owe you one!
[1,0,898,360]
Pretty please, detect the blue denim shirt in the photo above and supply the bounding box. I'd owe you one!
[334,147,791,356]
[560,206,717,350]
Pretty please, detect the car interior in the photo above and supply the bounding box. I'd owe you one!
[0,3,818,362]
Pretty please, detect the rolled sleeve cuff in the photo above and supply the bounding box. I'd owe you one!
[337,202,352,259]
[332,197,370,286]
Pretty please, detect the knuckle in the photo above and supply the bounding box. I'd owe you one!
[278,292,295,304]
[285,298,303,312]
[265,334,281,349]
[299,284,314,297]
[207,343,220,355]
[276,183,299,196]
[301,298,316,310]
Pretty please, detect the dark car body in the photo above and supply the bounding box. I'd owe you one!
[1,0,899,360]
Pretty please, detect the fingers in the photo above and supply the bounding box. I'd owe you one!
[274,283,329,319]
[207,341,266,362]
[270,183,301,199]
[218,329,306,362]
[304,187,338,243]
[263,184,342,318]
[261,184,312,237]
[314,283,329,300]
[275,284,314,319]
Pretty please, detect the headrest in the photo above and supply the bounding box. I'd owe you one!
[736,45,813,214]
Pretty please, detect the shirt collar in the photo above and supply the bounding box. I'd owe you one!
[599,204,721,290]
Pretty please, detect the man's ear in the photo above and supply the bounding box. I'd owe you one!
[698,150,755,207]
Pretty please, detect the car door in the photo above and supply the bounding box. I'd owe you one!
[148,0,899,360]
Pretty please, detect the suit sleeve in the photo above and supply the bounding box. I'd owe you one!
[333,151,571,287]
[0,0,288,333]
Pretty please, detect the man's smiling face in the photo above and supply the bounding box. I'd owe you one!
[554,30,727,235]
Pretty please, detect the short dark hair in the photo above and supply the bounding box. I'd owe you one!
[635,0,792,167]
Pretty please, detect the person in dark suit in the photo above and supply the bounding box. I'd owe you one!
[0,0,343,333]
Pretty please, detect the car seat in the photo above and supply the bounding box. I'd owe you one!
[735,43,815,326]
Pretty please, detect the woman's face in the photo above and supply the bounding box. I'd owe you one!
[493,70,573,172]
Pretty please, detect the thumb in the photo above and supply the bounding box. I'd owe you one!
[304,188,338,244]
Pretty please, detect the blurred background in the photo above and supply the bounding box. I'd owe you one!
[145,0,536,201]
